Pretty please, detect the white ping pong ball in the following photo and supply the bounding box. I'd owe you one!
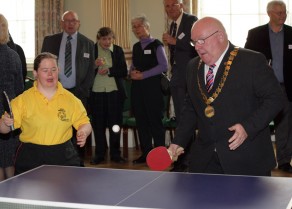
[112,125,120,133]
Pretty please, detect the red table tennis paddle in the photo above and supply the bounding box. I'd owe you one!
[146,146,183,171]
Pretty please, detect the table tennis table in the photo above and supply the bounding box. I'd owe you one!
[0,165,291,209]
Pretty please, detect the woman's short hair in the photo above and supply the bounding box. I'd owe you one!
[96,27,115,39]
[34,52,58,71]
[131,14,150,29]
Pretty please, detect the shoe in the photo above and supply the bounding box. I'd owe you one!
[90,157,105,165]
[133,155,146,164]
[112,157,126,163]
[278,163,292,173]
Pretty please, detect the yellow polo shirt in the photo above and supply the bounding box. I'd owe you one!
[11,82,90,145]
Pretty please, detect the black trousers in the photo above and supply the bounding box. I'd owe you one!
[90,91,123,159]
[67,87,88,163]
[14,140,80,175]
[132,81,165,156]
[274,85,292,166]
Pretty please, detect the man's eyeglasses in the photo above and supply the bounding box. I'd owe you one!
[190,30,219,46]
[165,3,180,9]
[132,24,145,30]
[62,19,79,24]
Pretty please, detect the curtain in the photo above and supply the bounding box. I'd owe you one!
[35,0,64,56]
[183,0,192,13]
[101,0,130,50]
[192,0,198,15]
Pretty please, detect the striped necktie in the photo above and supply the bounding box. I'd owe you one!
[169,21,177,66]
[64,35,72,77]
[206,64,216,92]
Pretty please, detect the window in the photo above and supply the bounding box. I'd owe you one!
[0,0,35,63]
[197,0,292,47]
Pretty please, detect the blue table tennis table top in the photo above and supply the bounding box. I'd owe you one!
[0,165,291,209]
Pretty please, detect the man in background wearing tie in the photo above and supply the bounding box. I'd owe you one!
[41,10,95,106]
[41,10,95,164]
[162,0,198,172]
[244,0,292,173]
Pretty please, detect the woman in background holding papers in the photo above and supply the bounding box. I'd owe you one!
[89,27,128,165]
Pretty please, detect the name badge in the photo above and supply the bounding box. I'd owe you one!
[178,32,185,40]
[288,45,292,49]
[83,53,90,58]
[144,50,151,54]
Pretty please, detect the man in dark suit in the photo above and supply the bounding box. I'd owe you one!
[168,17,284,176]
[244,0,292,173]
[41,10,95,106]
[162,0,198,172]
[162,0,197,123]
[41,10,95,164]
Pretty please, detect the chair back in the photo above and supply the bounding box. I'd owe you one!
[123,77,133,117]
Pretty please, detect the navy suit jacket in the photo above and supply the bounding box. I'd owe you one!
[245,24,292,101]
[41,32,95,103]
[170,12,198,87]
[173,44,284,175]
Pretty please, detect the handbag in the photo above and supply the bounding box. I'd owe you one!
[161,72,171,95]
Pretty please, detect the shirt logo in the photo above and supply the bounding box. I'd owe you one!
[58,108,69,122]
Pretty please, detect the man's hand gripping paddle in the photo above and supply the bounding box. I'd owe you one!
[146,146,184,171]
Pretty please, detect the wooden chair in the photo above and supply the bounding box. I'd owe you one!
[162,95,176,142]
[25,76,34,90]
[122,78,139,158]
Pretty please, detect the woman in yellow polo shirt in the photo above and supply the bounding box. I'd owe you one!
[0,52,92,175]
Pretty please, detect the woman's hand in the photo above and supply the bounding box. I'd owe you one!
[130,69,143,80]
[76,123,92,147]
[0,112,14,133]
[95,57,106,67]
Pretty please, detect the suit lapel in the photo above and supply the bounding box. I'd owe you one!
[76,33,81,85]
[263,24,272,59]
[53,33,63,56]
[176,13,186,38]
[197,60,208,95]
[209,44,235,94]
